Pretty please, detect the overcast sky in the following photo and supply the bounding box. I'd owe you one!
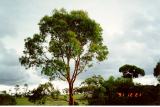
[0,0,160,92]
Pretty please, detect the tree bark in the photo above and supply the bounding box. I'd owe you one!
[69,82,74,105]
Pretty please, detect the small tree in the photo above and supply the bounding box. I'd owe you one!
[1,90,7,95]
[81,75,104,87]
[73,87,79,94]
[19,8,108,105]
[28,82,54,104]
[9,89,11,95]
[51,90,60,100]
[153,61,160,83]
[24,83,28,96]
[153,61,160,78]
[14,85,19,96]
[80,75,105,99]
[119,64,145,78]
[63,88,69,95]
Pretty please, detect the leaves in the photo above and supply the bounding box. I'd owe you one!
[153,61,160,77]
[81,75,105,87]
[119,64,145,78]
[19,8,108,81]
[28,82,55,104]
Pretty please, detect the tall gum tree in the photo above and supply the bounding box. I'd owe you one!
[19,9,108,105]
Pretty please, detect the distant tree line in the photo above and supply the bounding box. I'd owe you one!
[75,75,160,105]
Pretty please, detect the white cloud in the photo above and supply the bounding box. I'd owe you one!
[134,75,159,86]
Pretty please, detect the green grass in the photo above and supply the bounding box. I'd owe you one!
[73,94,88,105]
[16,94,88,105]
[16,97,34,105]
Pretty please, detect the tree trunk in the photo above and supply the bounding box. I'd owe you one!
[69,82,74,105]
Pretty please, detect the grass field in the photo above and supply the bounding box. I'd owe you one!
[16,94,88,105]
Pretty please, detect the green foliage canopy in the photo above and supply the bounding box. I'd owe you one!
[28,82,55,104]
[119,64,145,78]
[154,61,160,77]
[81,75,104,87]
[153,61,160,83]
[19,8,108,82]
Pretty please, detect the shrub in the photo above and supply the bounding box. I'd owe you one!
[0,94,16,105]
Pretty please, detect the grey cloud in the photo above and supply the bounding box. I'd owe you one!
[1,0,160,87]
[78,1,160,81]
[0,49,19,66]
[0,16,17,38]
[104,10,160,76]
[0,42,31,85]
[0,1,21,38]
[0,0,37,38]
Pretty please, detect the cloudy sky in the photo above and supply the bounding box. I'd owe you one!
[0,0,160,92]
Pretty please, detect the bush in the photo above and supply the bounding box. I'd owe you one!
[0,94,16,105]
[51,90,60,100]
[74,101,79,105]
[63,95,67,101]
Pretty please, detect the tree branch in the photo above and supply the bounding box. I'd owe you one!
[66,56,70,83]
[57,72,67,81]
[76,60,88,76]
[59,70,67,80]
[71,55,80,83]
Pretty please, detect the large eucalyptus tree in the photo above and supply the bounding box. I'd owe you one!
[19,9,108,105]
